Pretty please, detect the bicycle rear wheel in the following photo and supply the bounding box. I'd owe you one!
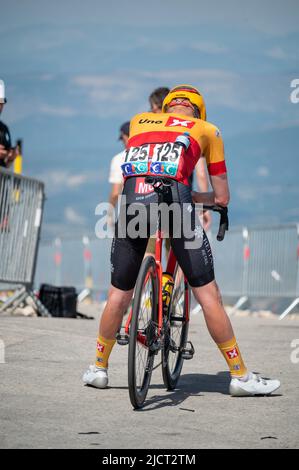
[162,264,189,390]
[128,256,158,409]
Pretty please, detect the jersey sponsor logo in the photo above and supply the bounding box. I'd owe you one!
[165,116,195,129]
[150,161,178,176]
[121,161,148,176]
[134,177,155,194]
[139,118,163,125]
[97,343,105,353]
[226,348,239,359]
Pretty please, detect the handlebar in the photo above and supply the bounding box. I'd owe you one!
[203,205,229,241]
[144,177,229,241]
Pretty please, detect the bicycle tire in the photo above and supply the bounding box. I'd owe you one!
[128,256,158,409]
[162,263,189,390]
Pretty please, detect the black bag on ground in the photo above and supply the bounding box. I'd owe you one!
[39,284,77,318]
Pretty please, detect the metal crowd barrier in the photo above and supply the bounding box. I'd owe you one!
[0,167,49,316]
[211,224,299,319]
[35,235,111,299]
[35,223,299,319]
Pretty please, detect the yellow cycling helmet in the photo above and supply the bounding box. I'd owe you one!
[162,84,206,120]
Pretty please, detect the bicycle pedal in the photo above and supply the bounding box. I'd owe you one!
[116,333,129,346]
[181,341,195,360]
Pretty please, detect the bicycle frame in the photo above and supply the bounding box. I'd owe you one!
[124,210,190,338]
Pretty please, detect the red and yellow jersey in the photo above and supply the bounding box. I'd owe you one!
[121,112,227,186]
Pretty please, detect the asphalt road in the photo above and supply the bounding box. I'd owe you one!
[0,304,298,449]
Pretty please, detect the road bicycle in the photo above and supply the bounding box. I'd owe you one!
[116,176,229,409]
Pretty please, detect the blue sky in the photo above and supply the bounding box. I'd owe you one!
[1,0,299,235]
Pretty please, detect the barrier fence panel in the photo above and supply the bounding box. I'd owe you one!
[210,228,244,297]
[246,225,298,298]
[0,167,48,315]
[34,223,299,319]
[35,236,111,297]
[212,223,299,317]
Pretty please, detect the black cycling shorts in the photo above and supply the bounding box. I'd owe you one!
[110,177,215,291]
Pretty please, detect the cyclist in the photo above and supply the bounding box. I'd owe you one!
[84,85,280,397]
[149,86,211,231]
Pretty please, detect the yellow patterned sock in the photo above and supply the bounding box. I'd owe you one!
[217,337,248,378]
[95,335,116,369]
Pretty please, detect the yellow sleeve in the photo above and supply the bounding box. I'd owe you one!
[202,124,227,176]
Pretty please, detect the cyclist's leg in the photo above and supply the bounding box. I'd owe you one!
[83,203,151,388]
[100,235,149,340]
[99,285,134,340]
[95,200,152,367]
[170,209,248,379]
[170,230,234,342]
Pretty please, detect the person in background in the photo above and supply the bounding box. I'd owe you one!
[0,80,17,169]
[108,121,130,209]
[149,87,170,114]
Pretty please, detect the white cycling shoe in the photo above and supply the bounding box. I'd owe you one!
[230,372,280,397]
[83,365,108,389]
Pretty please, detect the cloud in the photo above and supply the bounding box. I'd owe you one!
[40,74,55,81]
[141,69,277,112]
[72,75,143,103]
[236,186,257,201]
[2,0,299,36]
[257,166,270,177]
[71,74,146,117]
[64,206,86,225]
[265,47,295,60]
[35,170,103,195]
[73,69,239,110]
[191,42,228,54]
[71,68,286,119]
[236,184,283,202]
[40,104,78,117]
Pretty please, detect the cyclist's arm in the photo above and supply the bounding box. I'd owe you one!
[193,124,229,207]
[191,189,214,205]
[191,173,229,206]
[109,183,123,208]
[210,173,230,206]
[195,157,209,192]
[108,152,125,207]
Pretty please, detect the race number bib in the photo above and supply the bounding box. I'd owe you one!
[121,143,183,177]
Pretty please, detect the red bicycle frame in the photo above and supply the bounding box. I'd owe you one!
[124,228,189,338]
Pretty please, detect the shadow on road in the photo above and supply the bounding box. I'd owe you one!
[134,371,231,412]
[109,371,282,411]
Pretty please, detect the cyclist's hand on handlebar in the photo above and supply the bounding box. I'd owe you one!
[191,190,215,206]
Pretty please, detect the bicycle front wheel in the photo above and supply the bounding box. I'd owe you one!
[162,264,189,390]
[128,256,158,409]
